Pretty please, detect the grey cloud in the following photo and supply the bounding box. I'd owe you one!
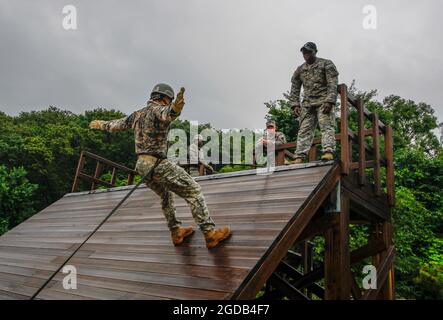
[0,0,442,130]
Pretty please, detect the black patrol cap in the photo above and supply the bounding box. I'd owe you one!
[300,42,318,52]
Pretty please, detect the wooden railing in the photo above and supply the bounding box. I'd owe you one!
[275,84,395,207]
[71,151,137,193]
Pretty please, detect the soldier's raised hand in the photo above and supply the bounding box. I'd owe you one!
[172,87,186,114]
[89,120,106,130]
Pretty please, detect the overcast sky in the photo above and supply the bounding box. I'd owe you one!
[0,0,442,130]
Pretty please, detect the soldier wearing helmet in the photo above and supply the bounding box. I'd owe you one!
[89,84,231,249]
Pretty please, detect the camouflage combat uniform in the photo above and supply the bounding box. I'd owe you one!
[98,100,216,233]
[255,130,287,164]
[289,57,339,158]
[256,130,287,149]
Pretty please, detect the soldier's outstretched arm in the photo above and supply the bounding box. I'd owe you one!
[89,112,136,132]
[325,60,339,104]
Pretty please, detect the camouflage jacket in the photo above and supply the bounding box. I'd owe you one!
[289,57,339,107]
[99,100,180,158]
[256,130,287,147]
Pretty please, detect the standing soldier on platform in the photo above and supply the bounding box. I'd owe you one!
[289,42,339,163]
[89,84,231,249]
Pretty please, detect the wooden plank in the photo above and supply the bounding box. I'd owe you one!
[233,164,341,299]
[372,113,382,196]
[269,273,309,300]
[324,195,351,300]
[385,125,395,206]
[71,153,86,193]
[339,84,350,175]
[0,164,333,300]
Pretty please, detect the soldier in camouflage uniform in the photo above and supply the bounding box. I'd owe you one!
[89,84,231,249]
[188,134,214,177]
[255,120,287,151]
[255,120,288,165]
[289,42,339,163]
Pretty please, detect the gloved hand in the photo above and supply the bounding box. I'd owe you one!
[171,87,185,114]
[292,103,301,116]
[322,102,333,114]
[89,120,106,130]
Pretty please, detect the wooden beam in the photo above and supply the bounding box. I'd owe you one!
[269,273,310,300]
[233,164,341,299]
[339,84,350,175]
[372,114,382,196]
[308,146,317,162]
[71,152,86,193]
[350,272,362,300]
[362,246,396,300]
[91,162,104,191]
[385,125,395,206]
[357,100,366,185]
[77,172,114,188]
[297,214,337,242]
[276,261,324,299]
[276,150,285,166]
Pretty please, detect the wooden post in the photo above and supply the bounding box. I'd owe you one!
[308,146,317,162]
[276,150,285,166]
[385,125,395,206]
[127,173,134,185]
[71,152,86,193]
[357,100,366,185]
[91,162,104,191]
[110,167,117,186]
[372,114,381,196]
[369,221,395,300]
[199,164,205,176]
[339,84,350,175]
[324,195,351,299]
[302,241,314,298]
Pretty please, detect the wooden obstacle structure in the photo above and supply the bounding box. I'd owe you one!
[0,84,395,300]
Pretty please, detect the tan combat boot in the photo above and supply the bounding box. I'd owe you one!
[321,152,334,161]
[204,226,231,249]
[290,158,304,165]
[171,226,194,246]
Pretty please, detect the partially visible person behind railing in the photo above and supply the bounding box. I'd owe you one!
[255,120,289,165]
[188,134,215,177]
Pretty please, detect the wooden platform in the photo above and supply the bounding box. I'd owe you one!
[0,162,338,300]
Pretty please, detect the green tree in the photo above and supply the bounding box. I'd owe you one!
[0,166,38,233]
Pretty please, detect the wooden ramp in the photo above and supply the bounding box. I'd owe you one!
[0,162,339,300]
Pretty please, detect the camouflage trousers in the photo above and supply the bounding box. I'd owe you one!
[135,155,215,233]
[295,104,336,158]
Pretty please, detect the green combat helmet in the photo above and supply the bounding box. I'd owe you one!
[151,83,175,100]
